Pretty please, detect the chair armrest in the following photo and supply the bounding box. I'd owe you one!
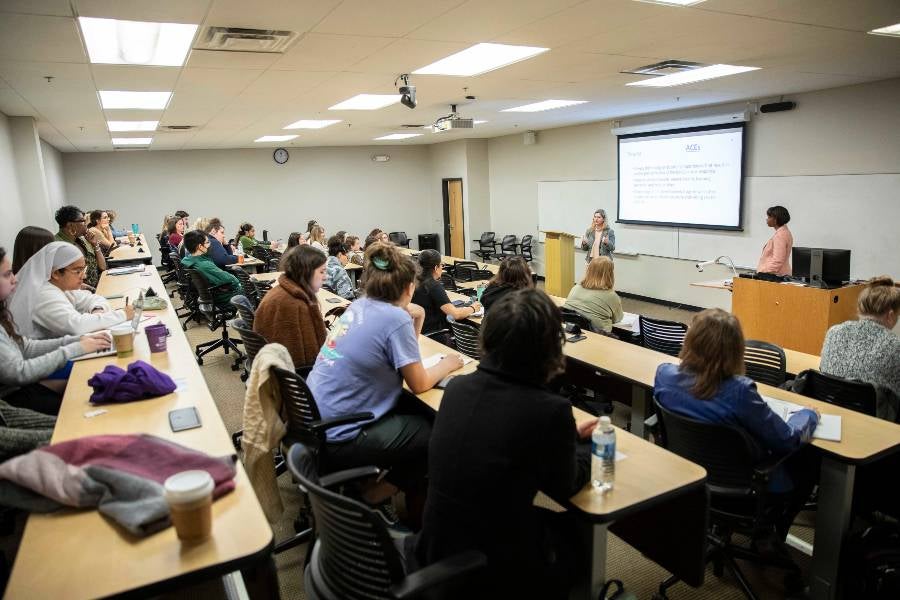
[308,412,374,434]
[295,365,313,378]
[391,550,487,599]
[319,466,381,489]
[423,329,450,339]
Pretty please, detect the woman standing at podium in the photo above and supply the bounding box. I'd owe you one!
[581,208,615,262]
[757,205,793,276]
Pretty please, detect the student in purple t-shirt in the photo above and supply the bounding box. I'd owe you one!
[307,242,464,523]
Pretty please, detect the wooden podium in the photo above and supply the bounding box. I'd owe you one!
[731,278,863,355]
[541,230,575,297]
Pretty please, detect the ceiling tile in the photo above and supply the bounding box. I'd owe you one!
[0,88,35,116]
[0,14,86,62]
[202,0,341,32]
[175,67,262,96]
[74,0,209,24]
[243,70,337,99]
[91,64,181,91]
[271,33,395,71]
[313,0,464,37]
[186,49,281,70]
[352,39,469,75]
[0,0,73,17]
[0,61,95,92]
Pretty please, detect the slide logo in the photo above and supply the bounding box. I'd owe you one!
[685,143,701,152]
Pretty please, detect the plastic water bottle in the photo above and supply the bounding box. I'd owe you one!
[591,416,616,491]
[236,242,244,264]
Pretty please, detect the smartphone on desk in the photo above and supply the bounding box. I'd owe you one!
[567,334,587,343]
[169,407,201,432]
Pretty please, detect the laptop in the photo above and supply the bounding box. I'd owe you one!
[72,292,145,361]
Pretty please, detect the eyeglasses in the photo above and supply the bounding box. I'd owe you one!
[65,267,87,275]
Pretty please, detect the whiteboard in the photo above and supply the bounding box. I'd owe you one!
[537,180,677,258]
[678,174,900,279]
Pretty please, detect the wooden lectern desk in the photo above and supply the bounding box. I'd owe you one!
[732,278,863,355]
[541,230,575,297]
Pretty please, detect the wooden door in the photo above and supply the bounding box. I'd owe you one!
[444,179,465,258]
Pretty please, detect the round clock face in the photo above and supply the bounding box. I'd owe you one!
[273,148,289,164]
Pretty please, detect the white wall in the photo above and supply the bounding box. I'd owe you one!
[41,139,66,212]
[0,112,25,248]
[63,145,437,263]
[488,77,900,309]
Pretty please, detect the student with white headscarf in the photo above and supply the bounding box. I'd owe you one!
[9,242,133,339]
[0,245,111,416]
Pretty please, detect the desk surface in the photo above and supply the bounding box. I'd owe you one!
[413,335,706,520]
[690,278,733,290]
[6,266,273,599]
[398,248,500,274]
[109,233,152,262]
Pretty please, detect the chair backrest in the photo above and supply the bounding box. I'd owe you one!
[654,398,762,493]
[186,268,217,317]
[230,268,260,307]
[286,443,406,600]
[794,369,878,416]
[251,245,273,272]
[229,294,257,326]
[639,315,687,357]
[323,305,346,330]
[231,318,267,366]
[559,307,594,333]
[478,231,495,245]
[743,339,787,387]
[519,234,533,261]
[500,234,517,253]
[388,231,408,245]
[262,229,268,242]
[438,272,459,292]
[157,235,174,269]
[449,320,480,360]
[271,366,326,447]
[453,260,479,282]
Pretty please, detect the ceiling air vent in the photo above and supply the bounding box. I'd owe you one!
[399,124,427,129]
[621,60,705,77]
[194,27,299,53]
[159,125,196,131]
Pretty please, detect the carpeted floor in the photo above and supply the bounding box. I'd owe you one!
[174,282,815,600]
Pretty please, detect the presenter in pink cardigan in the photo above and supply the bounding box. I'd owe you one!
[757,205,793,276]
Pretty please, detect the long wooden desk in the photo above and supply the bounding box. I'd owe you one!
[108,233,153,265]
[414,335,707,600]
[397,247,500,274]
[6,266,277,599]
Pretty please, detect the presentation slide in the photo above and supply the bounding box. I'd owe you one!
[617,124,745,230]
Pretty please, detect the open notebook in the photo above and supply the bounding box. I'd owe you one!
[763,396,842,442]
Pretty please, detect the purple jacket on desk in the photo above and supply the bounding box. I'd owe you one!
[88,360,176,404]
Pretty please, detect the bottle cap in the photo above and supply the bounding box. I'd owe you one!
[599,416,612,426]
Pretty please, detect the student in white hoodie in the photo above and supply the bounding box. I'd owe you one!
[9,242,134,340]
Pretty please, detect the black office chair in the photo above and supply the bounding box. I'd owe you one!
[560,307,595,333]
[229,294,257,328]
[286,442,487,600]
[388,231,412,248]
[652,398,802,600]
[323,305,346,330]
[449,320,480,360]
[262,229,268,242]
[230,268,263,307]
[251,245,279,272]
[471,232,497,262]
[231,318,267,383]
[156,234,177,286]
[171,253,202,330]
[438,272,460,292]
[450,260,477,281]
[186,268,244,369]
[744,340,787,387]
[519,234,534,263]
[498,234,518,259]
[639,315,687,357]
[792,369,878,417]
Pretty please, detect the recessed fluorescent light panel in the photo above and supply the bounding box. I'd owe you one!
[374,133,422,141]
[868,23,900,37]
[255,135,299,143]
[79,17,197,66]
[501,100,588,113]
[412,42,549,77]
[627,64,759,87]
[634,0,707,6]
[112,137,152,146]
[473,120,488,124]
[329,94,401,110]
[107,120,158,132]
[99,90,172,110]
[284,119,342,129]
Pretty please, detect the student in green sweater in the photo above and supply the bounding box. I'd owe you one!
[563,256,624,333]
[235,222,270,255]
[180,230,241,308]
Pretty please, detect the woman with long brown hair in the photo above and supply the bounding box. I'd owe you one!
[480,256,533,312]
[654,308,820,543]
[12,226,55,274]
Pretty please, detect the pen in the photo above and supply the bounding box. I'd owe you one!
[124,296,129,307]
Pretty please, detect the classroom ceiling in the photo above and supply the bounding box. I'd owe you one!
[0,0,898,152]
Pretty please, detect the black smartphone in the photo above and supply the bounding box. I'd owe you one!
[326,298,343,303]
[169,407,201,432]
[567,334,587,343]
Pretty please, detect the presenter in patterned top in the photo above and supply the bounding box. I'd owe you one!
[757,205,793,276]
[580,208,616,263]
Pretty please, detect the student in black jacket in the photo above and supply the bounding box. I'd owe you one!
[415,289,597,599]
[480,255,533,312]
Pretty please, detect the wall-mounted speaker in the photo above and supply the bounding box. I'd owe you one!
[524,131,537,145]
[760,101,796,113]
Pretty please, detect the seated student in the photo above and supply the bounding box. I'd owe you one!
[254,246,327,368]
[308,225,327,254]
[412,250,481,337]
[180,230,241,308]
[303,219,318,242]
[107,209,128,239]
[87,210,118,253]
[235,222,270,255]
[165,215,185,249]
[9,242,131,340]
[820,276,900,422]
[287,232,306,249]
[54,205,107,289]
[12,226,55,274]
[307,242,463,521]
[324,235,355,300]
[204,218,237,269]
[0,246,111,417]
[481,256,533,312]
[654,308,819,541]
[416,289,597,599]
[346,235,364,265]
[159,214,172,248]
[563,256,624,333]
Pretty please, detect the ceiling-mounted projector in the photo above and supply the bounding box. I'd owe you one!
[432,104,473,132]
